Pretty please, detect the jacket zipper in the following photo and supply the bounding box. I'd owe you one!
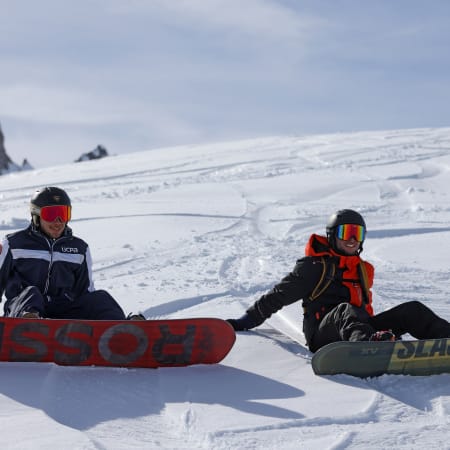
[43,237,63,295]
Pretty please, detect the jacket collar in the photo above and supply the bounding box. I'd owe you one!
[305,234,362,265]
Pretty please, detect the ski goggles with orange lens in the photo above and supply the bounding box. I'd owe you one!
[40,205,72,222]
[336,224,365,242]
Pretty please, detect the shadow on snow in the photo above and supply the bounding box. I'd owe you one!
[0,361,305,430]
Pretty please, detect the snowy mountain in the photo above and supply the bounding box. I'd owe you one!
[0,127,450,449]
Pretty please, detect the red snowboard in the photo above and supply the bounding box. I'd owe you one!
[0,317,235,368]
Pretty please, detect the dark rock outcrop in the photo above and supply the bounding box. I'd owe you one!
[0,124,33,174]
[75,145,109,162]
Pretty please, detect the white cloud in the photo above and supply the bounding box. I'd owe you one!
[1,0,450,169]
[108,0,320,42]
[0,84,121,125]
[0,82,196,134]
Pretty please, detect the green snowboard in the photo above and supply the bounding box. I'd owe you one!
[312,338,450,377]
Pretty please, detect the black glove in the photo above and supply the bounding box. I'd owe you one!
[227,313,259,331]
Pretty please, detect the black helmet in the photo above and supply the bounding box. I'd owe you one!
[326,209,366,254]
[30,186,71,226]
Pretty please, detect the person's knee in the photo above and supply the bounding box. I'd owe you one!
[83,289,126,320]
[335,303,354,314]
[22,285,42,298]
[5,285,45,317]
[400,300,428,314]
[92,289,116,301]
[336,302,363,316]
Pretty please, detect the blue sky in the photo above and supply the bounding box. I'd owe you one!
[1,0,449,168]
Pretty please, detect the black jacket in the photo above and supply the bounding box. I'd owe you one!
[0,224,94,302]
[246,234,374,347]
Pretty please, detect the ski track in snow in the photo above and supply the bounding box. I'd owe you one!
[1,128,450,448]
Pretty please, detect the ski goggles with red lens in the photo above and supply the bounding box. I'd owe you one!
[336,224,365,242]
[39,205,72,222]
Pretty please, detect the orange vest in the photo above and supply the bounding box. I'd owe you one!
[305,234,374,316]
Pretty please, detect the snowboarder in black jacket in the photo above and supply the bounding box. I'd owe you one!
[227,209,450,352]
[0,186,140,320]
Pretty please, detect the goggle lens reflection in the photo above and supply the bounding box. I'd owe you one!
[40,205,71,222]
[336,224,365,242]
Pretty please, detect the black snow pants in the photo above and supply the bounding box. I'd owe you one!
[4,285,126,320]
[308,300,450,353]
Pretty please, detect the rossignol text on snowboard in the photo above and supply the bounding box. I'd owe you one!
[0,317,235,368]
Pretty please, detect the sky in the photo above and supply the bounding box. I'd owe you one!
[1,0,450,168]
[1,127,450,448]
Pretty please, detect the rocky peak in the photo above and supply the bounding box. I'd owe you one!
[0,123,33,174]
[75,144,109,162]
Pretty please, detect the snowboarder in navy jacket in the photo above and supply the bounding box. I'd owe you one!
[227,209,450,352]
[0,186,127,320]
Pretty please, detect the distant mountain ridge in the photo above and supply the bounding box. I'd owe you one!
[0,124,110,175]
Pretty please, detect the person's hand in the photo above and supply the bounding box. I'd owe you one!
[227,313,258,331]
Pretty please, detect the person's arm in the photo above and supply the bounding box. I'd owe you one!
[73,245,96,296]
[227,257,321,331]
[0,238,12,300]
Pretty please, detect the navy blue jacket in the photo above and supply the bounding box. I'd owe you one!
[0,223,95,303]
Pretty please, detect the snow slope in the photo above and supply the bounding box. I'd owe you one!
[1,127,450,449]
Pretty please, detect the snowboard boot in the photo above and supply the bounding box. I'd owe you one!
[370,330,396,342]
[21,310,41,319]
[127,312,146,321]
